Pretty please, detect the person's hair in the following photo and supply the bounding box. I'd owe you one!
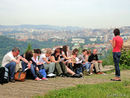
[82,49,87,53]
[72,48,79,55]
[12,47,20,52]
[33,49,41,54]
[87,50,91,55]
[53,48,61,55]
[46,49,52,54]
[25,50,33,61]
[63,45,68,56]
[59,48,63,54]
[113,28,120,36]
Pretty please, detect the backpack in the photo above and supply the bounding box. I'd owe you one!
[0,67,9,85]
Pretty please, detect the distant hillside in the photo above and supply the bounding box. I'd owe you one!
[0,36,71,65]
[0,25,83,31]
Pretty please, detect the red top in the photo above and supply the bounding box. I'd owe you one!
[112,36,123,52]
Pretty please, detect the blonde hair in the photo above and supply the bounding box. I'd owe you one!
[46,49,52,54]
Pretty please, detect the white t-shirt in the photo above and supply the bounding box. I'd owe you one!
[75,57,82,64]
[31,56,39,64]
[39,54,49,64]
[2,51,17,67]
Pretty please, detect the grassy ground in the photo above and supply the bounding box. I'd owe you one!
[35,81,130,98]
[0,69,130,98]
[32,69,130,98]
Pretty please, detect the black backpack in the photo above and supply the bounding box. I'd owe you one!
[0,67,9,85]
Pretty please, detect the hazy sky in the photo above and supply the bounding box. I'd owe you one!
[0,0,130,28]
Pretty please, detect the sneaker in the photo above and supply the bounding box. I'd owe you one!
[10,79,15,83]
[47,73,56,77]
[72,74,82,78]
[89,73,93,75]
[35,77,42,81]
[80,72,83,76]
[42,77,48,80]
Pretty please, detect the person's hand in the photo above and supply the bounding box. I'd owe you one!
[98,60,102,63]
[18,56,22,60]
[37,62,43,65]
[92,60,98,63]
[27,62,31,69]
[36,67,39,71]
[109,40,112,43]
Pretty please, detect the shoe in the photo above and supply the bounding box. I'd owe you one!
[72,74,82,78]
[10,79,15,83]
[58,73,64,77]
[89,73,93,75]
[42,77,48,80]
[80,72,83,76]
[96,72,102,74]
[35,77,42,81]
[64,73,71,77]
[47,73,56,77]
[99,72,104,74]
[111,79,121,81]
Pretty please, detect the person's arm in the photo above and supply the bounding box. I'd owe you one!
[11,56,21,64]
[62,54,69,60]
[50,56,59,63]
[42,57,51,64]
[110,39,116,48]
[20,56,32,69]
[20,56,29,64]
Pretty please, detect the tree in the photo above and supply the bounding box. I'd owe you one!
[25,43,32,53]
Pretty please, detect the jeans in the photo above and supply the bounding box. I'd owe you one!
[113,52,121,77]
[21,61,27,72]
[22,61,37,78]
[83,62,91,71]
[5,61,16,79]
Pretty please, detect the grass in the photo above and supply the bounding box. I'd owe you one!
[34,81,130,98]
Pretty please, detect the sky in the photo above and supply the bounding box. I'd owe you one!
[0,0,130,28]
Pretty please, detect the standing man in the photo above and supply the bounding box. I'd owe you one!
[110,28,123,81]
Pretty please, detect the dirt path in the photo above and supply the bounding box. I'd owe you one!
[0,70,130,98]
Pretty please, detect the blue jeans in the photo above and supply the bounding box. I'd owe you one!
[83,62,91,71]
[22,61,37,78]
[5,62,16,79]
[113,52,121,77]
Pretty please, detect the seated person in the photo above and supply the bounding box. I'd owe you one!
[69,48,83,75]
[50,48,82,78]
[39,49,56,77]
[2,47,31,83]
[88,49,103,74]
[31,49,47,80]
[78,49,90,71]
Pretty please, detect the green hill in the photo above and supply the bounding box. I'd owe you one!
[0,36,71,65]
